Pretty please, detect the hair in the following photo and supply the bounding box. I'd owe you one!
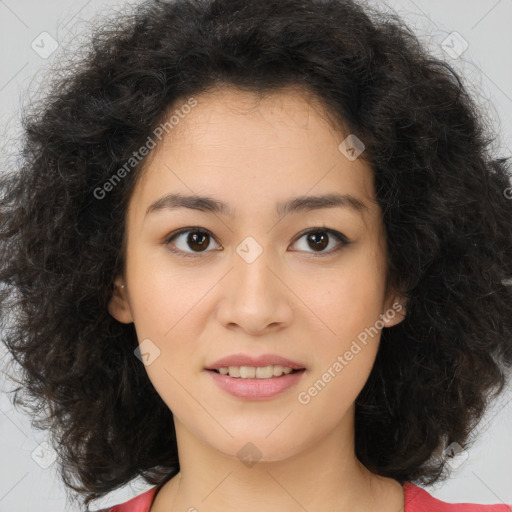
[1,0,512,508]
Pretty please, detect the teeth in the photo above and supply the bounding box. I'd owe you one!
[217,365,297,379]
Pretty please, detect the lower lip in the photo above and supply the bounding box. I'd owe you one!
[205,369,306,399]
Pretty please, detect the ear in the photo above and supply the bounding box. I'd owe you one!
[107,275,134,324]
[381,287,407,328]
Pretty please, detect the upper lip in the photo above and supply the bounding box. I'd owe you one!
[205,353,306,370]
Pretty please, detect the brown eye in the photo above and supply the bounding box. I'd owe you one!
[164,227,350,259]
[306,231,329,251]
[165,228,221,257]
[291,228,350,255]
[186,231,210,252]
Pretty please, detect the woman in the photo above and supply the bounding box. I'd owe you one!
[1,0,511,511]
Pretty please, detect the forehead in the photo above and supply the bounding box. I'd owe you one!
[162,85,348,149]
[129,85,378,221]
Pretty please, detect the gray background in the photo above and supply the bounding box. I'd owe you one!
[1,0,511,510]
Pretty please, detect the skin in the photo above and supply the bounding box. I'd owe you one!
[108,85,407,512]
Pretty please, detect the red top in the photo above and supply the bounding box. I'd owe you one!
[102,482,512,512]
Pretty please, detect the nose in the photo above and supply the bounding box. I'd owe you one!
[215,245,294,335]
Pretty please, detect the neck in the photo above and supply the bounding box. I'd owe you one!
[150,409,404,512]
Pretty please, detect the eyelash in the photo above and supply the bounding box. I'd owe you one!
[163,227,351,259]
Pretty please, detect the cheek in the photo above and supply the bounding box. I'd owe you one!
[297,265,385,418]
[312,254,387,349]
[127,269,207,416]
[129,275,206,380]
[126,245,207,338]
[124,251,210,408]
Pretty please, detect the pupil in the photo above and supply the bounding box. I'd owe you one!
[189,232,208,252]
[308,231,328,251]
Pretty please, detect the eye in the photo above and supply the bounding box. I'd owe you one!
[164,228,220,258]
[164,227,351,259]
[290,228,351,256]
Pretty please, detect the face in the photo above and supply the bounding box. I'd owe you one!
[108,86,406,462]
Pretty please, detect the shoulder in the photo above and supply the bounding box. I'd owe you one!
[95,486,159,512]
[405,482,512,512]
[93,482,511,512]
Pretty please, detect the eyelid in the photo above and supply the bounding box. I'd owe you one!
[164,227,221,258]
[164,227,351,258]
[290,227,351,251]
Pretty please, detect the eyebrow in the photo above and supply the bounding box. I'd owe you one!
[145,192,369,219]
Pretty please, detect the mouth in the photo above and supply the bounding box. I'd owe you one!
[205,353,307,374]
[205,367,307,399]
[207,368,305,377]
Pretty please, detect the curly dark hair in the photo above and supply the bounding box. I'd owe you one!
[1,0,512,508]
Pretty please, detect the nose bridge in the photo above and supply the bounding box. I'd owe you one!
[216,234,293,333]
[233,234,275,301]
